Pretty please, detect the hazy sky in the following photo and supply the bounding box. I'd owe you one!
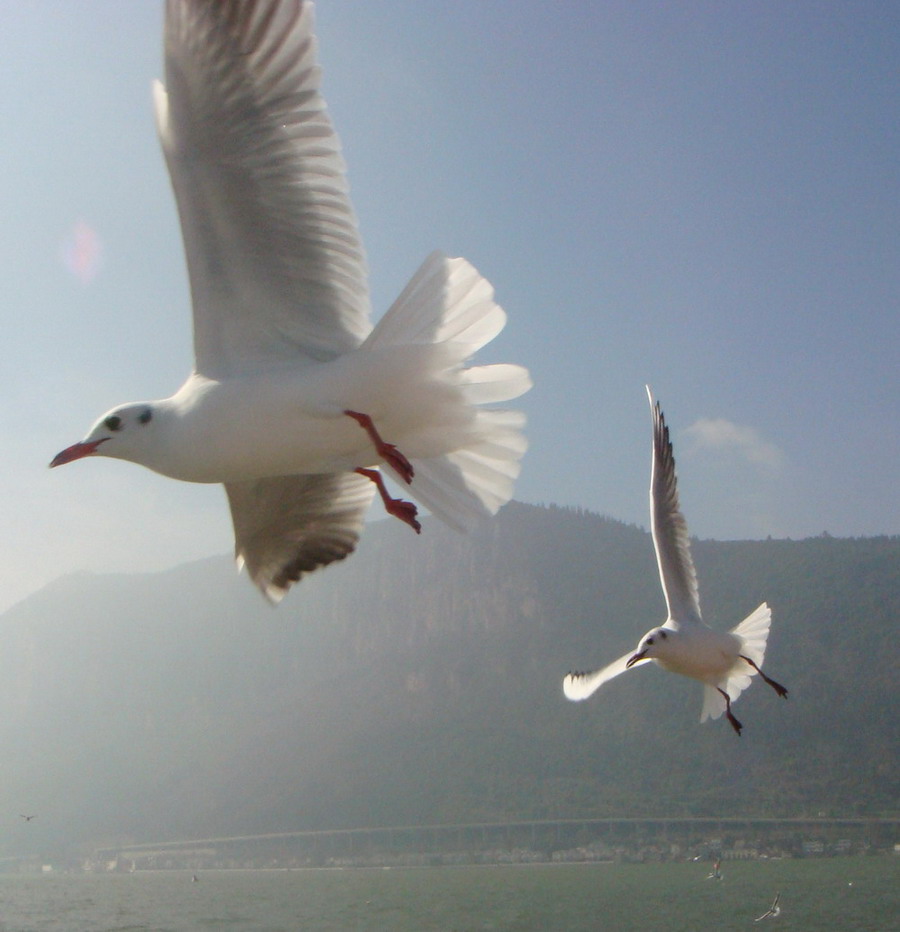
[1,1,897,612]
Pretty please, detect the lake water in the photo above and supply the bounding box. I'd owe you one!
[0,858,896,931]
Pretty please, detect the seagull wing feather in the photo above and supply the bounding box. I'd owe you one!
[157,0,371,377]
[647,386,702,624]
[225,470,376,602]
[562,651,650,702]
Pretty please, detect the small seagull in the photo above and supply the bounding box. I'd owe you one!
[563,387,788,735]
[705,857,723,881]
[19,814,37,822]
[755,892,781,922]
[50,0,530,603]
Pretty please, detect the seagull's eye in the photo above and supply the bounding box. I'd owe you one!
[138,408,152,425]
[104,415,123,432]
[647,637,654,646]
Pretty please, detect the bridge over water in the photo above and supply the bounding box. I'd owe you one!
[94,816,899,865]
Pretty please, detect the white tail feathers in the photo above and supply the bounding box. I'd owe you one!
[700,602,772,722]
[700,685,726,723]
[731,601,772,668]
[366,252,508,355]
[409,410,527,530]
[367,252,530,529]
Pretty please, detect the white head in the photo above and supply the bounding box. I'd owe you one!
[626,626,674,667]
[50,402,160,469]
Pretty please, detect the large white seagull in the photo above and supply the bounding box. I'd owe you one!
[52,1,531,602]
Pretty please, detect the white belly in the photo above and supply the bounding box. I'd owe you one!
[148,350,475,483]
[656,628,742,684]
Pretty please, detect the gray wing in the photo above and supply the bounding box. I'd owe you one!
[647,386,702,625]
[562,651,651,702]
[156,0,371,378]
[225,471,376,602]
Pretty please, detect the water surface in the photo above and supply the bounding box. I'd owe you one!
[0,857,895,931]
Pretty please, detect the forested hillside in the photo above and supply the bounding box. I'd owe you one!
[0,502,896,857]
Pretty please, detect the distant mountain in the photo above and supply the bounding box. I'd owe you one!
[0,502,896,858]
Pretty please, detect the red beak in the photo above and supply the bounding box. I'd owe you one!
[50,438,109,468]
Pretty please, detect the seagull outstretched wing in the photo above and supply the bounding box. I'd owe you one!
[563,651,651,702]
[647,386,701,625]
[157,0,372,378]
[225,471,376,603]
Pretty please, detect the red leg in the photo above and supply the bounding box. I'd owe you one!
[740,655,789,698]
[355,467,421,534]
[345,411,414,484]
[717,687,743,736]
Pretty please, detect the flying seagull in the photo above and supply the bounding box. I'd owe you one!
[50,1,530,602]
[19,814,37,822]
[754,892,781,922]
[562,387,787,735]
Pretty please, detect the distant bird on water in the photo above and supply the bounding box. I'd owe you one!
[754,892,781,922]
[50,0,530,603]
[563,387,788,735]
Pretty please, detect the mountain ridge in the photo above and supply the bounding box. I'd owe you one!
[0,502,896,856]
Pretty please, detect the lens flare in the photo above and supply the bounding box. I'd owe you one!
[61,220,103,284]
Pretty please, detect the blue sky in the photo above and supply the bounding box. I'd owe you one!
[1,1,897,612]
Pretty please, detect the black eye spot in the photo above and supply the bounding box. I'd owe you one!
[138,408,152,425]
[104,415,122,432]
[647,637,654,646]
[660,630,668,639]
